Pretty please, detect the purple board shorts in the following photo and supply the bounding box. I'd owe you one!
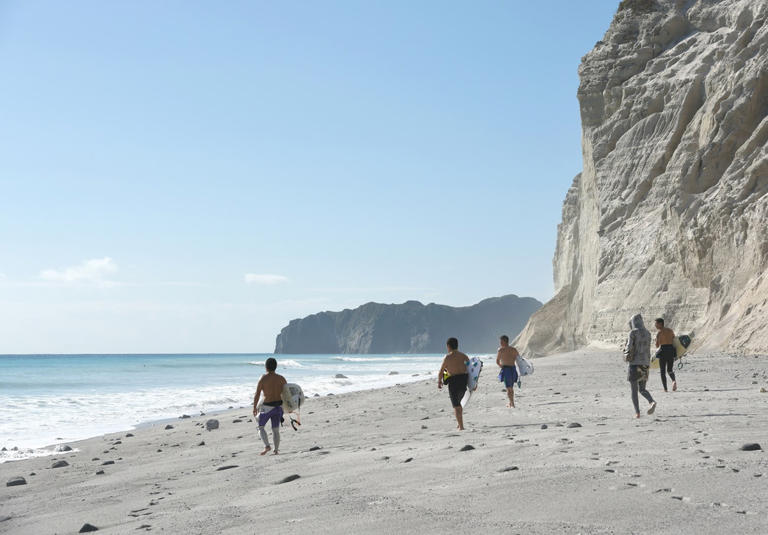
[258,404,284,428]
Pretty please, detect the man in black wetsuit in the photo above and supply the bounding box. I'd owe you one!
[654,318,677,392]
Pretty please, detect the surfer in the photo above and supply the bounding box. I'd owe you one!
[252,357,287,455]
[437,337,469,431]
[496,335,519,408]
[624,314,657,419]
[654,318,677,392]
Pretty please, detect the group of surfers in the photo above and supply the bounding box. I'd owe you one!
[251,314,681,453]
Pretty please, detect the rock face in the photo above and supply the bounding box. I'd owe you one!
[274,295,542,354]
[517,0,768,356]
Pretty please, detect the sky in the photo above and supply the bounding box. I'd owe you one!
[0,1,619,353]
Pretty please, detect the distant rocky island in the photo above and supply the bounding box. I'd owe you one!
[274,294,542,354]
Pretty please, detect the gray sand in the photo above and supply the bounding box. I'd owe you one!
[1,350,767,534]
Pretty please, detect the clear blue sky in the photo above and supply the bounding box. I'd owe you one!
[0,1,618,353]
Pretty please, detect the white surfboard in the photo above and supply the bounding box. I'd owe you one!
[460,357,483,409]
[281,383,305,413]
[516,356,534,377]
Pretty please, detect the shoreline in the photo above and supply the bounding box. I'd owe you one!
[2,350,767,534]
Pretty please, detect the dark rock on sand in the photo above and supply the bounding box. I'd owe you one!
[125,433,134,437]
[79,523,99,532]
[403,457,413,463]
[498,466,519,472]
[95,470,105,475]
[232,419,242,423]
[164,425,174,430]
[101,461,115,465]
[277,474,301,484]
[309,446,322,451]
[740,443,762,451]
[541,424,548,429]
[334,374,348,379]
[216,465,238,471]
[6,476,26,486]
[52,460,69,468]
[197,441,205,446]
[389,371,399,375]
[180,414,191,419]
[205,419,220,431]
[55,445,73,452]
[567,423,582,428]
[460,445,475,452]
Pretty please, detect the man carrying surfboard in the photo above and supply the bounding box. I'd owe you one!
[654,318,677,392]
[437,337,469,431]
[496,335,519,408]
[253,357,287,455]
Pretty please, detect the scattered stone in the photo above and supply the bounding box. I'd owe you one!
[6,476,26,487]
[197,441,205,446]
[79,523,99,532]
[164,425,174,430]
[740,443,762,451]
[205,419,220,431]
[388,371,399,375]
[277,474,301,484]
[95,470,105,475]
[55,445,73,452]
[29,472,35,476]
[313,393,320,397]
[309,446,322,451]
[567,422,582,428]
[232,419,242,423]
[125,433,134,437]
[216,465,238,471]
[498,466,519,472]
[654,488,672,493]
[379,456,390,461]
[403,457,413,463]
[460,445,475,452]
[52,460,69,468]
[180,414,191,419]
[604,469,615,473]
[334,374,348,379]
[102,461,115,466]
[157,449,162,453]
[541,424,548,429]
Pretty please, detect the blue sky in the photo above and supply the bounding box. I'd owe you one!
[0,1,618,353]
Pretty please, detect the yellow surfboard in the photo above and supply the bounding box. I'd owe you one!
[651,336,686,369]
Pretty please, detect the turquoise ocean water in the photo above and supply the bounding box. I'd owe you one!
[0,353,456,461]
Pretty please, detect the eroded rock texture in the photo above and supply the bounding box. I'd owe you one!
[518,0,767,356]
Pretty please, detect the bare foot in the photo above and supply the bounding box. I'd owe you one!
[672,381,677,391]
[634,413,641,419]
[458,426,465,431]
[507,402,515,408]
[260,446,271,456]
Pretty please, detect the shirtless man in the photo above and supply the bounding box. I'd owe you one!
[654,318,677,392]
[437,337,470,430]
[496,335,519,408]
[252,357,287,455]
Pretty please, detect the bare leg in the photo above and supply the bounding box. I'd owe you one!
[272,427,280,455]
[259,426,271,455]
[506,387,515,408]
[454,406,464,431]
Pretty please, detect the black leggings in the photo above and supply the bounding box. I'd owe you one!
[631,380,654,414]
[658,344,676,390]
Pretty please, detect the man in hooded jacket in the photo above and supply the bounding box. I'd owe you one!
[623,314,657,418]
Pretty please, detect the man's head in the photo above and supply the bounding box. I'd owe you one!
[499,335,510,347]
[446,337,458,351]
[265,357,277,372]
[655,318,664,330]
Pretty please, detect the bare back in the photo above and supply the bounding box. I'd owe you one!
[497,346,519,367]
[656,327,675,347]
[441,350,469,376]
[257,372,287,404]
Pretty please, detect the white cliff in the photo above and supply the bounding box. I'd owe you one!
[517,0,768,356]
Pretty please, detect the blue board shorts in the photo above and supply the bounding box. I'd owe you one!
[500,365,519,388]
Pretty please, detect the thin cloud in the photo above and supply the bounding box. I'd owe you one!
[244,273,289,285]
[40,257,118,284]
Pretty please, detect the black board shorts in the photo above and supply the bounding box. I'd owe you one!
[447,373,468,408]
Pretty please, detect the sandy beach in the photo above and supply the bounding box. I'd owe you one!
[2,350,767,534]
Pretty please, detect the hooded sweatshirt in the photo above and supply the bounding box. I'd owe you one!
[624,314,651,366]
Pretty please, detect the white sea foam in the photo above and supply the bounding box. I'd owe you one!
[248,359,304,367]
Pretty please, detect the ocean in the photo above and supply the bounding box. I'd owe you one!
[0,352,457,462]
